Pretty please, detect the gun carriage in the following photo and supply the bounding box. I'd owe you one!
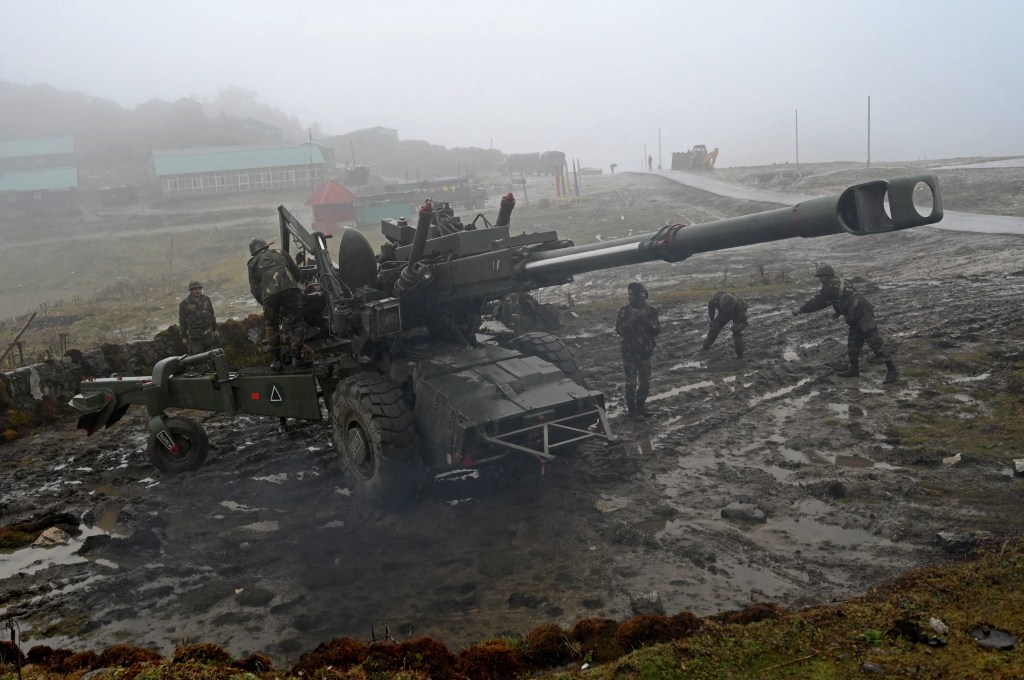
[71,175,943,506]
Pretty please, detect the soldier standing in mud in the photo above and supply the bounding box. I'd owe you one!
[616,282,661,421]
[701,291,747,358]
[792,264,899,384]
[247,238,303,371]
[178,281,219,355]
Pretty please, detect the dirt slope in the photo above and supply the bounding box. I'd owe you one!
[2,163,1023,663]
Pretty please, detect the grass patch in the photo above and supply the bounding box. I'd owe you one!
[4,541,1023,679]
[890,339,1024,464]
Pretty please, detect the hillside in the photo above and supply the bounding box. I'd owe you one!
[2,162,1024,678]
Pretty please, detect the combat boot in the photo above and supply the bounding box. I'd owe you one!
[637,399,653,419]
[837,356,859,378]
[883,360,900,384]
[269,347,284,372]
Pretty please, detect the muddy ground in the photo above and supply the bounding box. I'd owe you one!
[2,160,1024,664]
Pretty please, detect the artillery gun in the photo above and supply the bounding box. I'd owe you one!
[70,175,943,506]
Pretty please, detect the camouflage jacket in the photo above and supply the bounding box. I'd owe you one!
[247,249,301,305]
[178,294,217,339]
[708,291,748,325]
[615,302,661,359]
[799,277,873,323]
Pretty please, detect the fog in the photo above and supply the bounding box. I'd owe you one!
[3,0,1023,170]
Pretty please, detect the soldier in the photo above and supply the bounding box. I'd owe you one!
[615,282,661,421]
[247,238,303,371]
[178,281,220,355]
[702,291,747,358]
[792,264,899,384]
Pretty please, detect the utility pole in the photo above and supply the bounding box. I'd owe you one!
[658,128,662,169]
[795,109,799,165]
[867,95,871,168]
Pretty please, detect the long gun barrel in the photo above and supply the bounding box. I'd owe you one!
[518,174,941,280]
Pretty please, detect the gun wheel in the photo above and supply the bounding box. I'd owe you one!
[331,373,421,508]
[507,331,586,386]
[147,416,209,473]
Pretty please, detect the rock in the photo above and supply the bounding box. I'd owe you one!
[721,502,767,523]
[32,526,71,547]
[77,534,112,555]
[629,590,665,616]
[935,529,993,554]
[1013,459,1024,476]
[942,452,962,466]
[969,627,1016,650]
[861,661,886,674]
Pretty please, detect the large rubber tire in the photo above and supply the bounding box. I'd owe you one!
[331,373,422,508]
[506,332,599,454]
[147,416,209,473]
[507,332,586,385]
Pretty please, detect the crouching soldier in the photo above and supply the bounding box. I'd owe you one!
[792,264,899,384]
[702,291,747,358]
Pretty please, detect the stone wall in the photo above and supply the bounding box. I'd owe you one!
[0,328,185,441]
[0,315,265,442]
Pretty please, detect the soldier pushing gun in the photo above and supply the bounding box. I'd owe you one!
[702,291,747,359]
[792,264,899,384]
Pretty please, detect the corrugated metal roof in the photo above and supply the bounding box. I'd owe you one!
[0,136,75,159]
[152,144,327,176]
[0,166,78,192]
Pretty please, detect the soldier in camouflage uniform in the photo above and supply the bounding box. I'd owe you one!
[247,238,303,370]
[615,282,661,421]
[702,291,747,358]
[792,264,899,384]
[178,281,220,355]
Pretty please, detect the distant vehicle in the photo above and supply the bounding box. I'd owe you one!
[671,145,719,171]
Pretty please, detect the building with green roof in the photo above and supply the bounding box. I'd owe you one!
[0,136,75,173]
[151,143,334,197]
[0,137,78,211]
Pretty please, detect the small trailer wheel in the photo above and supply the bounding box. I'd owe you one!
[147,416,209,473]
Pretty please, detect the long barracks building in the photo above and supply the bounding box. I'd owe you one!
[151,142,335,198]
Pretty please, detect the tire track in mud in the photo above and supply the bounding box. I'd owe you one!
[562,275,1011,617]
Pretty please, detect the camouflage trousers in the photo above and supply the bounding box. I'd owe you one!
[263,288,303,359]
[187,335,219,355]
[847,309,890,361]
[703,319,747,357]
[622,354,652,403]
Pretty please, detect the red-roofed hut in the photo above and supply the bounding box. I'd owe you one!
[306,179,358,229]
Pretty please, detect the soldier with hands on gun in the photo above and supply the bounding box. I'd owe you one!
[792,264,899,384]
[247,238,304,371]
[616,282,661,421]
[702,291,747,359]
[178,281,220,355]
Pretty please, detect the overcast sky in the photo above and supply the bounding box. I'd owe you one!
[3,0,1022,170]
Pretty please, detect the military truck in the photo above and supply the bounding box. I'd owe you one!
[70,175,943,506]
